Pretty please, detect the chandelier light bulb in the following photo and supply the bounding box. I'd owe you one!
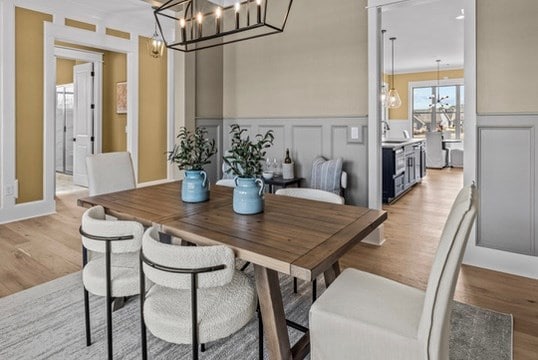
[235,2,241,12]
[256,0,262,5]
[197,12,203,24]
[179,18,186,28]
[216,7,222,18]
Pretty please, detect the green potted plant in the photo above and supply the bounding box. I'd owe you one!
[168,127,217,203]
[223,124,274,214]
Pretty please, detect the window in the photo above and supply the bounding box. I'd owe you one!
[411,83,464,139]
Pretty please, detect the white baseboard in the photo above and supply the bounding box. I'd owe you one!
[0,199,56,224]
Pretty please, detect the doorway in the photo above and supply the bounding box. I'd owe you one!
[54,47,102,195]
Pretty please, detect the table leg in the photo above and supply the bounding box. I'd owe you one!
[323,261,341,287]
[254,265,292,360]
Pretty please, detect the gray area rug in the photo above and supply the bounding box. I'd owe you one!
[0,269,512,360]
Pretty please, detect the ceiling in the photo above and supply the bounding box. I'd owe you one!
[382,0,465,74]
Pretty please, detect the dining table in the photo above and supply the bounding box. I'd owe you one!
[78,181,387,360]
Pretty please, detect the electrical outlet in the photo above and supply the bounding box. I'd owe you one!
[5,180,19,198]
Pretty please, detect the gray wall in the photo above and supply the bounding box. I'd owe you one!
[475,0,538,257]
[222,0,369,118]
[197,117,369,206]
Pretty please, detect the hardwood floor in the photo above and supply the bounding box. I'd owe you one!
[0,190,86,297]
[0,170,537,358]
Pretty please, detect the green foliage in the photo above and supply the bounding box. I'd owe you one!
[168,127,217,170]
[223,124,274,178]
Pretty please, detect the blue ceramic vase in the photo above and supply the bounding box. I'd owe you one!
[233,177,265,215]
[182,170,209,203]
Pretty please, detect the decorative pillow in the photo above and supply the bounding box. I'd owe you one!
[311,156,343,195]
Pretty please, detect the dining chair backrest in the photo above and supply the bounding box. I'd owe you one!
[425,132,444,154]
[81,205,144,254]
[418,184,478,359]
[142,227,235,289]
[275,188,345,205]
[86,152,136,196]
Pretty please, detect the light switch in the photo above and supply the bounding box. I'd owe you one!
[351,127,359,140]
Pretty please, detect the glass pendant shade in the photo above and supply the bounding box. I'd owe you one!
[148,30,165,58]
[385,36,401,109]
[387,88,402,109]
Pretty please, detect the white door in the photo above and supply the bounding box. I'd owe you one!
[72,63,94,187]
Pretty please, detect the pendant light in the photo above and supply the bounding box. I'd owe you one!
[153,0,294,53]
[148,17,165,58]
[429,59,449,108]
[387,37,402,109]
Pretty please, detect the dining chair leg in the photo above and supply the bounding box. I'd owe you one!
[293,277,298,294]
[84,288,91,346]
[312,279,317,303]
[201,343,206,352]
[105,243,113,360]
[82,247,91,347]
[140,255,148,360]
[240,261,251,272]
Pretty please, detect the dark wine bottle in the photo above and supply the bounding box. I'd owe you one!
[284,148,292,164]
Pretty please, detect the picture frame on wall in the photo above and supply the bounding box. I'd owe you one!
[116,81,127,114]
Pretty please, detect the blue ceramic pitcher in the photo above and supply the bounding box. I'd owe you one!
[182,170,209,203]
[233,177,265,214]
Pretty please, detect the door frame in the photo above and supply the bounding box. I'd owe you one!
[44,23,137,211]
[367,0,477,238]
[54,46,103,176]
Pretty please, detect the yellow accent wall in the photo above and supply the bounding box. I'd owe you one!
[15,7,53,204]
[388,69,464,120]
[56,58,76,85]
[65,18,96,32]
[106,28,131,40]
[138,36,168,183]
[102,52,127,153]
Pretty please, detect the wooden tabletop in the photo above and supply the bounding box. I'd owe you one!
[78,181,386,281]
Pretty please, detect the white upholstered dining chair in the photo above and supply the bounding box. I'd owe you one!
[80,205,144,360]
[275,187,345,303]
[139,227,261,360]
[86,152,136,196]
[275,188,345,205]
[425,132,448,169]
[309,184,478,360]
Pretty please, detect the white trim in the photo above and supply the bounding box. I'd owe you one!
[54,46,104,62]
[0,0,16,218]
[0,199,55,225]
[166,48,176,180]
[366,3,385,245]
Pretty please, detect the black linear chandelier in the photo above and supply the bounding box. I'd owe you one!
[154,0,294,52]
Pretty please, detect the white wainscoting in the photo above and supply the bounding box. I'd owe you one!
[196,117,369,206]
[464,114,538,279]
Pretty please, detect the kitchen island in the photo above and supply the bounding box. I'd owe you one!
[382,138,426,203]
